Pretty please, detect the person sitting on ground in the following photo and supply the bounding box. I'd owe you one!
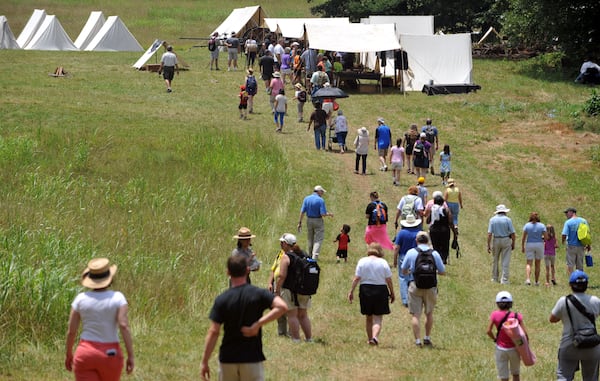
[575,58,600,84]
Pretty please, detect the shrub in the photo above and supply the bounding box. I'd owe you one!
[583,89,600,116]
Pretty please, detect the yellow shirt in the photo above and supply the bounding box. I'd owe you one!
[446,187,460,203]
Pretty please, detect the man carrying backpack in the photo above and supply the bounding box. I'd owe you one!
[275,233,314,343]
[401,232,445,347]
[394,185,424,230]
[364,191,395,250]
[561,207,591,275]
[421,118,438,174]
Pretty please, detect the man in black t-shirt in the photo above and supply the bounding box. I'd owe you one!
[200,254,287,381]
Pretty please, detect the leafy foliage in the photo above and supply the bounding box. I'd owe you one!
[584,89,600,116]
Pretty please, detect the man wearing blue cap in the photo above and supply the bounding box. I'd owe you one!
[549,270,600,381]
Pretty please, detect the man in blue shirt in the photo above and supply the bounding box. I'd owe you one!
[393,214,422,307]
[298,185,333,260]
[561,207,590,275]
[401,232,445,346]
[487,204,516,284]
[374,117,392,172]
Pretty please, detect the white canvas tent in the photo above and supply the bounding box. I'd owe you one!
[264,17,349,39]
[74,11,105,50]
[16,9,46,48]
[0,16,20,49]
[132,39,164,69]
[399,33,473,91]
[24,15,78,51]
[211,5,268,39]
[84,16,143,51]
[304,23,401,53]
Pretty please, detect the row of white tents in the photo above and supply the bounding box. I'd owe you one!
[0,9,142,51]
[212,5,474,92]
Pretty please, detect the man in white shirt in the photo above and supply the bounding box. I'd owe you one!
[158,46,179,93]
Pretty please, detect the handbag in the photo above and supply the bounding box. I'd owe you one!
[565,294,600,349]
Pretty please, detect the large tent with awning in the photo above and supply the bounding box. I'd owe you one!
[210,5,268,40]
[304,23,401,53]
[264,17,350,39]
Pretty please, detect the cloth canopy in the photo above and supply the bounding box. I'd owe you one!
[363,15,434,38]
[305,23,400,53]
[264,17,349,39]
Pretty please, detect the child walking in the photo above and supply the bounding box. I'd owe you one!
[389,138,405,186]
[293,83,307,122]
[439,144,451,186]
[238,85,249,120]
[544,224,558,286]
[274,89,287,132]
[486,291,529,381]
[333,224,351,263]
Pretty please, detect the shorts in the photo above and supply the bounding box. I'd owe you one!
[219,362,264,381]
[407,281,437,316]
[391,162,403,170]
[281,288,311,310]
[378,148,389,157]
[336,249,348,259]
[544,255,556,267]
[162,66,175,81]
[73,340,124,381]
[238,104,248,110]
[525,242,544,260]
[210,50,219,59]
[566,245,585,269]
[495,347,520,380]
[228,49,238,61]
[359,284,390,316]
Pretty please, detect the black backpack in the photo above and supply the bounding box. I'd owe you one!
[246,76,257,93]
[413,248,437,289]
[297,90,307,103]
[285,251,320,295]
[208,38,217,52]
[424,126,436,144]
[413,141,426,159]
[369,201,387,225]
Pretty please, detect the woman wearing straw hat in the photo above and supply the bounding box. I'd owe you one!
[232,227,261,283]
[65,258,134,380]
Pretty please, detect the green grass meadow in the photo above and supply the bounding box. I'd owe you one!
[1,1,600,380]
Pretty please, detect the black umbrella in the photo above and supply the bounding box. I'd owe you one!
[312,87,349,99]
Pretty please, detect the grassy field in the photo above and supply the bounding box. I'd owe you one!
[1,1,600,380]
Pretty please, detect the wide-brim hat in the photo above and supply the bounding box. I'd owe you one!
[233,227,256,240]
[81,258,117,289]
[358,127,369,136]
[494,204,510,214]
[400,214,422,228]
[272,71,281,78]
[447,178,455,186]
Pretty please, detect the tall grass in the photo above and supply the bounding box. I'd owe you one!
[1,2,600,380]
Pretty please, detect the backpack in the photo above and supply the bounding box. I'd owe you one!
[286,251,320,295]
[424,125,436,144]
[369,201,387,225]
[297,90,307,103]
[246,76,257,94]
[401,195,418,219]
[413,248,437,289]
[208,38,217,52]
[578,220,592,246]
[317,71,329,86]
[413,141,426,159]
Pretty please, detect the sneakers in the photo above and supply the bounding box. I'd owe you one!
[415,339,422,347]
[423,337,432,346]
[368,337,379,346]
[384,165,388,171]
[551,279,557,285]
[525,280,531,286]
[167,88,172,93]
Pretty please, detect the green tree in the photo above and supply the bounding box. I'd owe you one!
[502,0,600,62]
[308,0,508,33]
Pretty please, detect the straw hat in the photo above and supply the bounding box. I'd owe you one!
[272,71,281,78]
[400,214,422,228]
[81,258,117,289]
[233,227,256,240]
[494,204,510,214]
[358,127,369,137]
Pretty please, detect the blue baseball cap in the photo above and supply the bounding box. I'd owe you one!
[569,270,589,284]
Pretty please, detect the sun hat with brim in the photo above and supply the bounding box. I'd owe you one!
[272,71,281,78]
[400,214,422,228]
[494,204,510,214]
[233,227,256,240]
[496,291,512,303]
[314,185,327,193]
[81,258,117,289]
[447,178,455,186]
[358,127,369,136]
[569,270,589,284]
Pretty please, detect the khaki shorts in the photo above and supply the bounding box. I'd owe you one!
[566,245,585,269]
[407,281,437,316]
[219,362,264,381]
[281,288,311,310]
[525,242,544,261]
